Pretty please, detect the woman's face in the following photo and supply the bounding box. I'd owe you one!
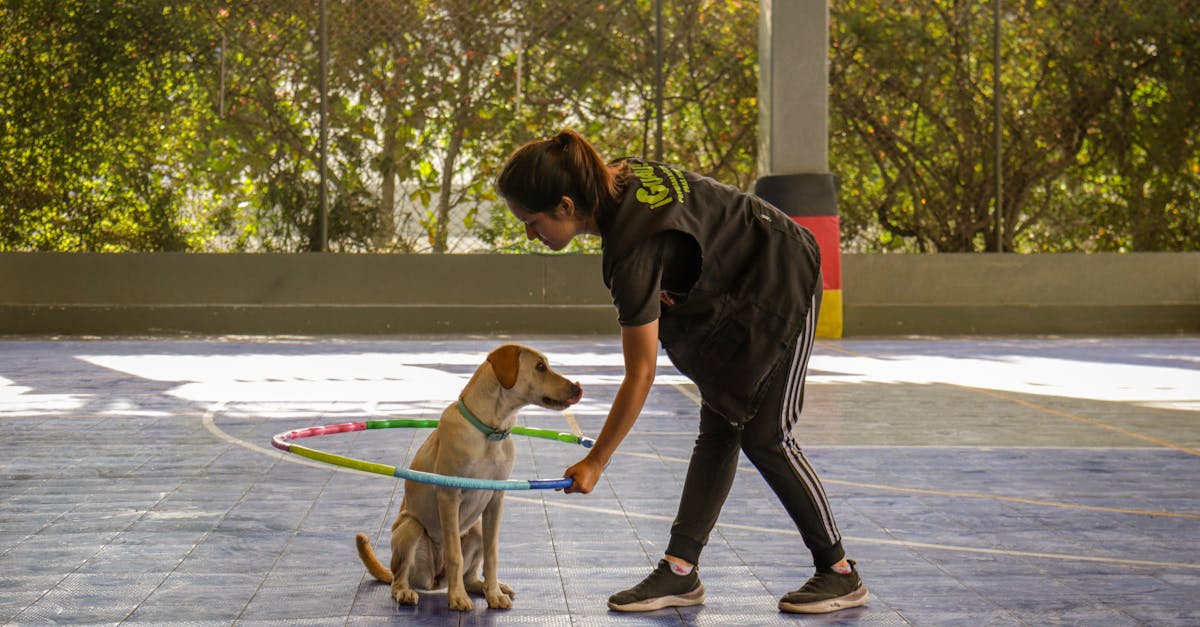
[507,198,579,251]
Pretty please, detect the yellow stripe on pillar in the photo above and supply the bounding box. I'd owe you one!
[817,288,843,339]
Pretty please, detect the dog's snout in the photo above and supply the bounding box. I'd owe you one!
[569,382,583,403]
[542,381,582,409]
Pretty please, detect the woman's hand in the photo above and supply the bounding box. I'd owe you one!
[561,321,659,495]
[562,456,605,494]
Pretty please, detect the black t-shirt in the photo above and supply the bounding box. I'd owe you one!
[610,230,701,327]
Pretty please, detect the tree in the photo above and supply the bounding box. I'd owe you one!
[477,0,761,253]
[2,0,1194,254]
[204,0,330,252]
[1029,1,1199,252]
[333,0,536,253]
[218,0,578,253]
[0,0,214,251]
[829,0,1199,252]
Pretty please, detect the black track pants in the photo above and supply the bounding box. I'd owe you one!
[664,282,845,569]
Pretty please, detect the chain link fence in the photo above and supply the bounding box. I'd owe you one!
[204,0,759,253]
[3,1,1194,253]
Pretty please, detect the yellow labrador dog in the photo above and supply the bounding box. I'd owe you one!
[355,344,582,610]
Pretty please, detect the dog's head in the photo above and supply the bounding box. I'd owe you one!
[486,344,583,410]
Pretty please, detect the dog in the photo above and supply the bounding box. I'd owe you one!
[355,344,582,610]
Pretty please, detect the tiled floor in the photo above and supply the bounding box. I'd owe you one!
[1,335,1197,625]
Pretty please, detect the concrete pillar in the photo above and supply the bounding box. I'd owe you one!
[756,0,828,174]
[753,0,843,338]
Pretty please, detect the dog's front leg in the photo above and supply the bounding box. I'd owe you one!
[437,488,473,611]
[481,491,513,608]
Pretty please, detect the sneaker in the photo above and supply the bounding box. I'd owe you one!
[778,560,868,614]
[608,559,705,612]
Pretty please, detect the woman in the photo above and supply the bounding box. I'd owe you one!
[495,129,868,615]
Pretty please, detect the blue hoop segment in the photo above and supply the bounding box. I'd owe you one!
[270,418,594,490]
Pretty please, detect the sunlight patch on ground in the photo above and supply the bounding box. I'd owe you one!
[810,354,1199,411]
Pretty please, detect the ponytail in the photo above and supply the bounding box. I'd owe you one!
[496,129,625,218]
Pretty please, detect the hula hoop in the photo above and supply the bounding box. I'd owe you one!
[271,419,595,490]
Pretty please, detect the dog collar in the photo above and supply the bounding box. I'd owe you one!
[457,398,510,441]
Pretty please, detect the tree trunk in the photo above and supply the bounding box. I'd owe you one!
[433,125,463,254]
[375,102,400,251]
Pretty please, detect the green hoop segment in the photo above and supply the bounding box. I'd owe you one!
[271,418,594,490]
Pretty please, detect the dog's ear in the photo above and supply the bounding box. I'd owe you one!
[486,344,522,390]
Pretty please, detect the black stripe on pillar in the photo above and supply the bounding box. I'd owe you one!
[753,173,839,218]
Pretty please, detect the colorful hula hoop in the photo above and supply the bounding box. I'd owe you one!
[271,419,595,490]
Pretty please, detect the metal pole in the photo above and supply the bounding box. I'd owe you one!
[993,0,1003,253]
[318,0,329,252]
[515,33,523,115]
[654,0,663,161]
[218,31,226,117]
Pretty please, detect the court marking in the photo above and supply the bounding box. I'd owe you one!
[617,450,1200,519]
[967,385,1200,456]
[202,403,339,474]
[206,403,1198,521]
[202,406,1200,571]
[815,340,1199,456]
[561,409,584,437]
[665,365,1197,519]
[506,496,1200,571]
[195,339,1200,576]
[671,382,702,405]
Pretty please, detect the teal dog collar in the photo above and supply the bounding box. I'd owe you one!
[457,398,510,441]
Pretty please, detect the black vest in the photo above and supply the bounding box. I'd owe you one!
[601,160,822,423]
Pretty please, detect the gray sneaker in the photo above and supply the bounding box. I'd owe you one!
[778,560,868,614]
[608,559,705,612]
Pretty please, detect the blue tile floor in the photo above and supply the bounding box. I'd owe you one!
[1,335,1197,625]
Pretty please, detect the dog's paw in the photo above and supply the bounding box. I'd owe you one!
[500,582,514,598]
[448,591,474,611]
[392,587,418,606]
[486,589,513,609]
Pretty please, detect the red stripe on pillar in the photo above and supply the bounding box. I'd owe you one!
[791,215,842,291]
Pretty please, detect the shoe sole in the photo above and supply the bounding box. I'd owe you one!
[778,584,869,614]
[607,583,705,612]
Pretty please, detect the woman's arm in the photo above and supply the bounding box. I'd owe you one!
[563,320,659,494]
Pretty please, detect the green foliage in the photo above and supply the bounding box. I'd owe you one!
[1,0,1195,253]
[1053,2,1200,252]
[0,0,214,251]
[831,0,1199,252]
[474,0,761,252]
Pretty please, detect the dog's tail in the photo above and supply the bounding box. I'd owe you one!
[355,533,393,583]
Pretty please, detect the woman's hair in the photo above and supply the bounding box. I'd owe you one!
[495,129,625,217]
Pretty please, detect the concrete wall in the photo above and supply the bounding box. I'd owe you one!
[0,253,616,335]
[842,253,1200,336]
[2,252,1197,336]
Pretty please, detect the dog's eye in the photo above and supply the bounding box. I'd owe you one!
[536,362,547,372]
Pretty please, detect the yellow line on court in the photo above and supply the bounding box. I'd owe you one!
[616,450,1200,519]
[562,408,583,437]
[825,476,1200,519]
[671,383,702,405]
[817,340,1199,455]
[966,386,1200,456]
[201,403,362,476]
[201,405,1199,571]
[507,495,1200,571]
[814,340,866,356]
[663,363,1198,517]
